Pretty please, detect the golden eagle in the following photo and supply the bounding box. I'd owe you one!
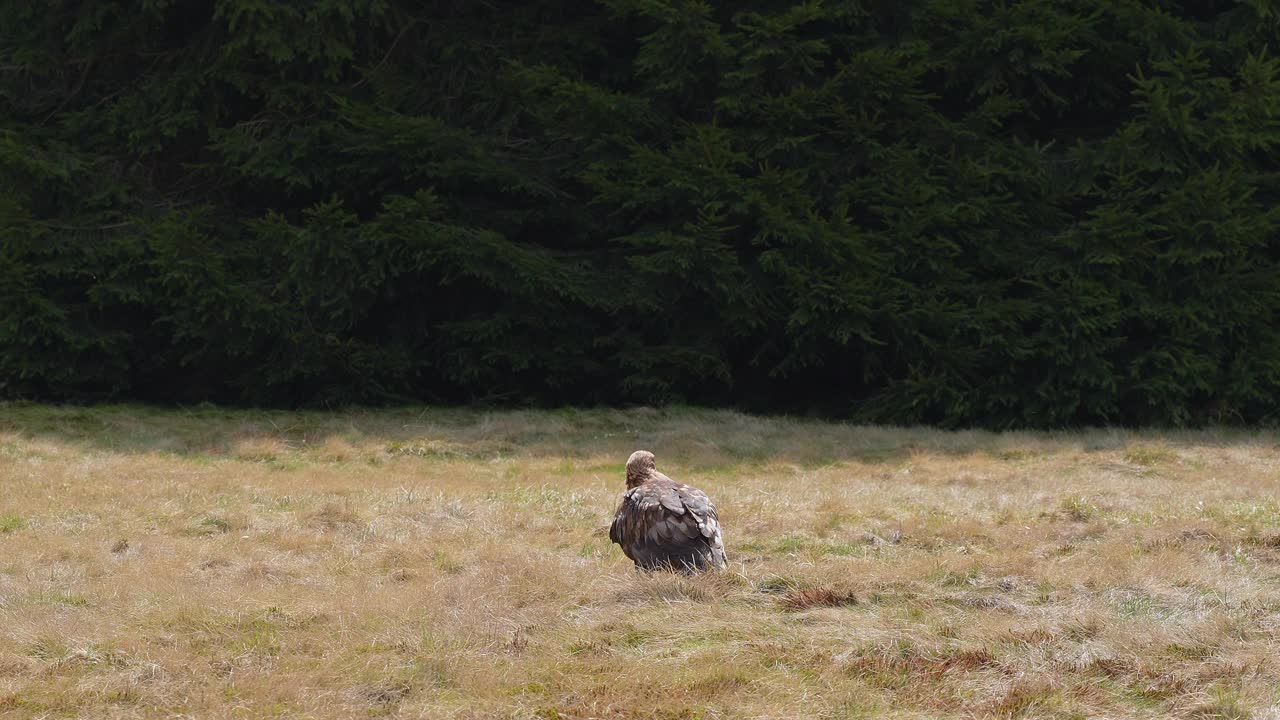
[608,450,727,572]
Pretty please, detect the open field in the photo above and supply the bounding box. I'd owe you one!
[1,405,1280,719]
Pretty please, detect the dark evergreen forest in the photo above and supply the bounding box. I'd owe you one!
[4,1,1280,426]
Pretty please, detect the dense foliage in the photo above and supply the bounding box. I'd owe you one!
[5,1,1280,426]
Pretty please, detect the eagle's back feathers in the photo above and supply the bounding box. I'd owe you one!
[610,452,727,572]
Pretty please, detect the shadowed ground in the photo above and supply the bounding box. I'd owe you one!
[1,404,1278,718]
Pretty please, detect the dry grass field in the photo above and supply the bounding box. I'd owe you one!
[2,405,1280,719]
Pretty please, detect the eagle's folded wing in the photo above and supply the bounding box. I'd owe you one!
[610,482,727,571]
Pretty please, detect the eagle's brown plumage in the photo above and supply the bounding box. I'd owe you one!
[609,450,727,572]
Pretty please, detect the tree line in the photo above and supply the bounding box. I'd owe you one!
[4,1,1280,427]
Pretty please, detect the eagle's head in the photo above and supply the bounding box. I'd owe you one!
[625,450,656,488]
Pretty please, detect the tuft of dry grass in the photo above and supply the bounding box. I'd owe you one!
[778,585,859,611]
[2,403,1280,718]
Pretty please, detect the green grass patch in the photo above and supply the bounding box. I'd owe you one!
[26,591,90,608]
[0,513,26,533]
[1058,496,1100,522]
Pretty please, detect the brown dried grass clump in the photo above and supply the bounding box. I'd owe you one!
[779,585,859,610]
[305,502,363,530]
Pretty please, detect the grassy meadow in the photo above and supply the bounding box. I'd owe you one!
[1,405,1280,718]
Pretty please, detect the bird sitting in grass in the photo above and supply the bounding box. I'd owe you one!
[609,450,727,572]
